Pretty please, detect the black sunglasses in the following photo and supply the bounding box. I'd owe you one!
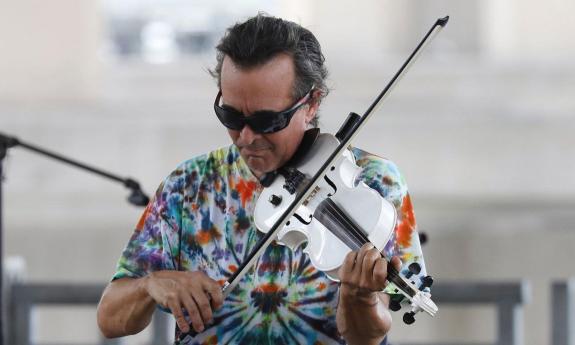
[214,88,314,134]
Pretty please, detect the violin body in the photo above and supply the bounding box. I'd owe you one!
[254,131,438,323]
[254,133,397,280]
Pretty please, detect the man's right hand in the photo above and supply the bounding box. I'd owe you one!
[144,270,224,334]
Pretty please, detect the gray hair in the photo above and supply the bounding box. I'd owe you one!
[210,13,329,127]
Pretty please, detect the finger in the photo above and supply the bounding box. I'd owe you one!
[339,249,358,283]
[357,242,374,261]
[167,299,191,334]
[180,292,205,333]
[354,243,374,276]
[390,256,402,271]
[373,257,389,289]
[204,280,224,309]
[360,247,381,291]
[191,288,214,326]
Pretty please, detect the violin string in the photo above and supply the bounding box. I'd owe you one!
[315,199,364,250]
[315,204,352,247]
[322,200,368,249]
[318,198,415,297]
[321,198,380,252]
[320,200,410,294]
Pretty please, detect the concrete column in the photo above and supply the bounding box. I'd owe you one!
[280,0,482,62]
[301,0,389,64]
[481,0,575,62]
[0,0,102,101]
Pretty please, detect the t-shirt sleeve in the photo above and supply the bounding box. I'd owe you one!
[112,169,186,281]
[353,149,429,291]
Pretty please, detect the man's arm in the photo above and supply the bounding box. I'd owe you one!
[97,277,156,338]
[336,243,401,345]
[97,271,224,338]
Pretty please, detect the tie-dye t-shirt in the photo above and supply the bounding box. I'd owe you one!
[113,144,427,345]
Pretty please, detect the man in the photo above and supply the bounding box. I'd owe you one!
[97,14,427,345]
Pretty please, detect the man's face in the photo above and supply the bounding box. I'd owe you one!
[220,54,318,178]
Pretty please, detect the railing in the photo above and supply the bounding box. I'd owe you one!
[7,283,171,345]
[552,279,575,345]
[4,279,573,345]
[396,281,529,345]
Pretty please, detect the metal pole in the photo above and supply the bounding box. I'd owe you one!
[0,132,149,344]
[553,279,575,345]
[152,310,171,345]
[497,300,523,345]
[0,132,149,207]
[0,141,7,345]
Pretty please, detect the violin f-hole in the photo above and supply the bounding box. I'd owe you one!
[293,213,312,225]
[323,175,337,196]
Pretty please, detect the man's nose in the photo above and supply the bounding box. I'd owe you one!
[238,124,259,144]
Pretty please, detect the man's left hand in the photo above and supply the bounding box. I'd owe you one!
[336,243,402,345]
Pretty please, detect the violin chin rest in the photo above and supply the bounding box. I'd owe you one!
[288,128,320,166]
[277,230,308,252]
[258,128,319,187]
[323,268,340,282]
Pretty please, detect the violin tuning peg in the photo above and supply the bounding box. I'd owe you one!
[281,168,306,194]
[419,232,428,245]
[404,262,421,279]
[268,194,282,206]
[259,171,278,187]
[403,311,416,325]
[409,262,421,274]
[420,275,434,290]
[389,298,403,312]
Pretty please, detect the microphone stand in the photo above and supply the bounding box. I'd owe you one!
[0,132,150,345]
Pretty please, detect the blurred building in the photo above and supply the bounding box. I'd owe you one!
[1,0,574,344]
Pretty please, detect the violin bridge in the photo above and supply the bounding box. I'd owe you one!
[303,186,321,206]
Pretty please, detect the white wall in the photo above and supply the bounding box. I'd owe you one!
[1,0,574,344]
[0,0,102,101]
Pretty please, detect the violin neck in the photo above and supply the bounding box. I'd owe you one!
[313,198,415,296]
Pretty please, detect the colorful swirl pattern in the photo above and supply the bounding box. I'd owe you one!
[113,144,426,344]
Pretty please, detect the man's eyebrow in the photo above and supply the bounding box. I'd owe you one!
[221,103,242,113]
[222,103,278,115]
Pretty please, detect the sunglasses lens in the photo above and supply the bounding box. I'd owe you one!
[215,107,290,134]
[214,88,310,134]
[215,107,245,131]
[249,112,290,134]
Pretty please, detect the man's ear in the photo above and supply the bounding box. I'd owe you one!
[305,90,322,124]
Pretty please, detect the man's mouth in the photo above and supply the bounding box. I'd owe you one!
[240,145,272,154]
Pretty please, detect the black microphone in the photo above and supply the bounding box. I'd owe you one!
[124,178,150,206]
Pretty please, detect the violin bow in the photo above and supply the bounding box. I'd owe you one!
[221,15,449,298]
[179,15,449,340]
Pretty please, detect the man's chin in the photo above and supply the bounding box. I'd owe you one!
[245,156,278,178]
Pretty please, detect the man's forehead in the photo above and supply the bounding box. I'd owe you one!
[222,53,295,76]
[220,54,296,97]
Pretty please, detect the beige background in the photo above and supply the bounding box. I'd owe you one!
[1,0,574,344]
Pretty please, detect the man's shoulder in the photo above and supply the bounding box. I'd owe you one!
[157,145,242,193]
[350,147,401,174]
[350,146,408,198]
[173,144,241,176]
